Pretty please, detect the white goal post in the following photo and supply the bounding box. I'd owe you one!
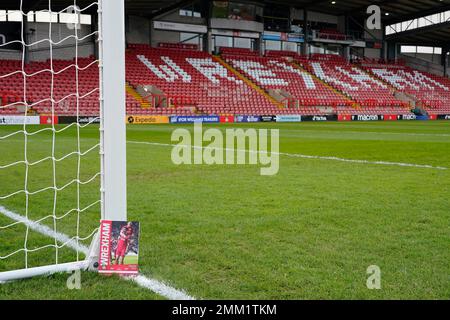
[0,0,127,282]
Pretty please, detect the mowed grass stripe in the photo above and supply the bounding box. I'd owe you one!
[0,121,449,299]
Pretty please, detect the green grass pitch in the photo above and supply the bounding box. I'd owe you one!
[0,121,449,299]
[111,255,139,266]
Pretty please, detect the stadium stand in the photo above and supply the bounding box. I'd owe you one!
[264,50,300,59]
[222,53,351,112]
[0,57,141,116]
[126,44,279,115]
[360,62,450,114]
[300,54,408,110]
[219,47,259,57]
[1,47,448,118]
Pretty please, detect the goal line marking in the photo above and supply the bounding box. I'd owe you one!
[280,127,450,137]
[0,205,195,300]
[129,141,448,171]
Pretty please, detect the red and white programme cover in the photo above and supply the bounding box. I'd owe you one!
[99,220,140,275]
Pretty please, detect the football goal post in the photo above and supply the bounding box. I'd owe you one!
[0,0,127,282]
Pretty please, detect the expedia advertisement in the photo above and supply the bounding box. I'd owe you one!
[127,115,169,124]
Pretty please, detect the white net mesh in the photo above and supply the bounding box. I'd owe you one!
[0,1,102,274]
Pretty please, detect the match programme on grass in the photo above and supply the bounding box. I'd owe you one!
[0,0,449,313]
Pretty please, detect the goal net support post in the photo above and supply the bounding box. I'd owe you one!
[0,0,127,282]
[100,0,127,223]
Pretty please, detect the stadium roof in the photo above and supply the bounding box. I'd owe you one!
[2,0,450,45]
[0,0,175,15]
[385,21,450,46]
[276,0,450,23]
[2,0,450,22]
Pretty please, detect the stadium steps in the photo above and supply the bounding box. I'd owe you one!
[354,65,411,102]
[394,91,417,109]
[126,83,151,109]
[212,55,284,109]
[290,60,359,108]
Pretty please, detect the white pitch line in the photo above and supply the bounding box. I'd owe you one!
[280,127,450,137]
[0,205,195,300]
[127,276,195,300]
[280,129,450,138]
[0,206,89,254]
[129,141,448,171]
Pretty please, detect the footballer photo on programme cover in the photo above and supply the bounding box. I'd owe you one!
[99,221,140,275]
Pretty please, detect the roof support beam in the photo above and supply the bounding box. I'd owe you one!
[146,0,195,19]
[385,4,450,25]
[386,21,450,40]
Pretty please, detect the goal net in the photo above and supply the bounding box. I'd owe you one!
[0,0,127,282]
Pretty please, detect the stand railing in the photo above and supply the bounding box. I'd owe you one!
[143,93,197,109]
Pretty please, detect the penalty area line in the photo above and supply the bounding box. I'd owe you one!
[0,205,195,300]
[128,141,448,171]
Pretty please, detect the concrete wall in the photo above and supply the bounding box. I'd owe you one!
[151,10,206,47]
[403,52,441,64]
[210,18,264,33]
[151,29,182,47]
[337,16,346,33]
[400,53,445,76]
[363,24,382,59]
[0,50,22,60]
[364,48,381,59]
[290,9,338,24]
[127,15,150,45]
[0,22,95,62]
[155,10,205,24]
[308,11,338,25]
[28,22,94,61]
[364,25,382,41]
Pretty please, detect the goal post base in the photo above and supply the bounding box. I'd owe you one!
[0,230,101,283]
[87,229,101,272]
[0,261,90,283]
